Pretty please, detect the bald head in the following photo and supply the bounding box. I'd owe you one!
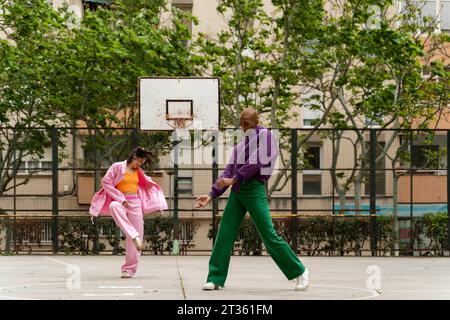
[239,108,259,132]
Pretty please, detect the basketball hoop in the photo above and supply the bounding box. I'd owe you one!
[166,117,193,130]
[165,99,194,130]
[138,77,219,131]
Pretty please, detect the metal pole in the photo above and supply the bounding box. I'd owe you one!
[132,127,139,149]
[212,131,219,245]
[172,130,180,255]
[331,130,336,256]
[93,129,100,192]
[370,129,377,256]
[410,130,414,255]
[447,130,450,254]
[8,128,16,253]
[12,128,16,253]
[51,127,59,254]
[92,128,100,255]
[290,129,298,252]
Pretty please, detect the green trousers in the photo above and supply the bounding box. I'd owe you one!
[207,179,306,287]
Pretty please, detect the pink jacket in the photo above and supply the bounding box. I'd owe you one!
[89,160,168,217]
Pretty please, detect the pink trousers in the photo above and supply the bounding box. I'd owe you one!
[109,195,144,277]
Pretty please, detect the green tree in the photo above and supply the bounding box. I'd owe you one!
[0,0,72,196]
[55,0,205,178]
[197,0,325,194]
[197,0,324,128]
[293,0,448,254]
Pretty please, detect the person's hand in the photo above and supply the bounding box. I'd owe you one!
[122,201,130,208]
[216,177,237,188]
[194,195,212,208]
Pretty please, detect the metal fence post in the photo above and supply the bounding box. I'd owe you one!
[291,129,298,252]
[172,130,180,255]
[370,129,377,256]
[212,131,219,245]
[409,130,414,255]
[331,130,336,256]
[51,127,59,254]
[132,127,139,149]
[447,130,450,253]
[92,128,100,254]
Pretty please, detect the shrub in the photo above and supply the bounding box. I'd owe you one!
[412,212,448,256]
[58,217,98,255]
[143,216,175,255]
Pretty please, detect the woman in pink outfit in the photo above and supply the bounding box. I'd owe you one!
[89,146,168,278]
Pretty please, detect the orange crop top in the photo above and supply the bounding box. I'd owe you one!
[115,170,139,193]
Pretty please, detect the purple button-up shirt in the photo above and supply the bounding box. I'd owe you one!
[209,125,279,198]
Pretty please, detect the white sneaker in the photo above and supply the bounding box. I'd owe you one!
[133,237,143,251]
[295,268,309,291]
[202,282,223,290]
[121,272,132,278]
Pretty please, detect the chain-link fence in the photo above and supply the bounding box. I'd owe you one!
[0,127,448,256]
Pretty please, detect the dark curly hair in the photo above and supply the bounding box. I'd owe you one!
[127,146,150,164]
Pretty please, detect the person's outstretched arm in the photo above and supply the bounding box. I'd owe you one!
[208,162,235,199]
[195,152,236,208]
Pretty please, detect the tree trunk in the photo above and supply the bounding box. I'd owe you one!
[354,172,362,212]
[5,217,12,254]
[338,190,346,211]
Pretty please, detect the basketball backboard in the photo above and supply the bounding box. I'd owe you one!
[139,77,220,131]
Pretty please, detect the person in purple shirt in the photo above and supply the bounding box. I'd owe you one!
[195,108,309,291]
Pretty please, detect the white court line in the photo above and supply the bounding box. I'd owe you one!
[383,290,450,293]
[98,286,143,289]
[312,285,380,300]
[0,288,176,293]
[44,256,75,267]
[0,295,37,300]
[83,293,135,297]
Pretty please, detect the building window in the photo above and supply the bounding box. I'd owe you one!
[303,144,322,195]
[303,175,322,195]
[365,115,382,128]
[178,177,193,194]
[399,1,450,32]
[364,142,386,195]
[303,119,320,128]
[172,2,193,47]
[42,220,52,242]
[180,220,197,242]
[442,1,450,30]
[411,144,439,168]
[18,160,52,175]
[304,145,321,170]
[301,89,323,128]
[20,220,52,243]
[82,0,112,11]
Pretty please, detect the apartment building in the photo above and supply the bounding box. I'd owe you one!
[0,0,448,253]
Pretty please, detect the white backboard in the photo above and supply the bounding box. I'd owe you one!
[139,77,220,131]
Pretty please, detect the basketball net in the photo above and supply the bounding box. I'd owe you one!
[167,118,193,130]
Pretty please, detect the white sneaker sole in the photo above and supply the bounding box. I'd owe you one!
[295,284,309,291]
[203,284,222,290]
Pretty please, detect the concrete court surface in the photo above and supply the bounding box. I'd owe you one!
[0,255,449,300]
